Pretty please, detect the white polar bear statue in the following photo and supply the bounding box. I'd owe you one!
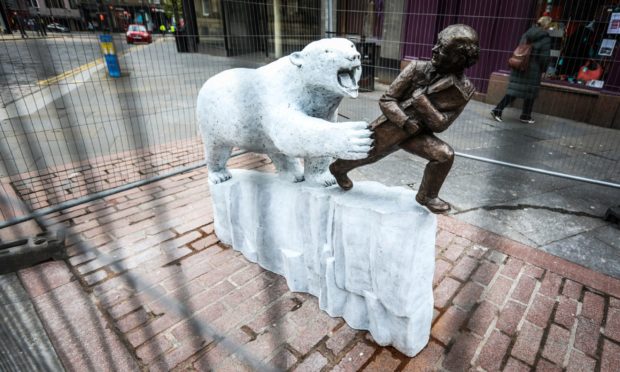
[197,38,373,186]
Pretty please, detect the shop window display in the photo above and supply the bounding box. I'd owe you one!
[544,0,620,89]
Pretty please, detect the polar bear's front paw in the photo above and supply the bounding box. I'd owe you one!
[208,169,232,184]
[333,121,373,160]
[306,171,337,187]
[279,171,305,183]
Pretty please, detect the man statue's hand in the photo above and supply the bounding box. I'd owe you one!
[404,119,421,135]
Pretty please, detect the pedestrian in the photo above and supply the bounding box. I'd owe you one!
[491,16,552,124]
[330,24,480,213]
[14,14,28,38]
[169,24,175,34]
[159,24,166,35]
[33,18,41,36]
[37,16,47,36]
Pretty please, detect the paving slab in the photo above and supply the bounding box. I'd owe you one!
[22,262,140,372]
[444,128,544,151]
[540,231,620,278]
[456,200,606,246]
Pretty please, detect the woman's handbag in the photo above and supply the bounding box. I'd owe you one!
[508,43,532,72]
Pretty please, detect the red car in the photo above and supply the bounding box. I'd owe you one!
[126,24,152,44]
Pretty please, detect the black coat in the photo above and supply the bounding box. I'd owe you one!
[507,26,551,100]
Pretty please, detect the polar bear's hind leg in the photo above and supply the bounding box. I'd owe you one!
[269,153,304,183]
[205,145,233,184]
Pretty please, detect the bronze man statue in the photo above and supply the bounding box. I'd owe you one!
[330,24,480,213]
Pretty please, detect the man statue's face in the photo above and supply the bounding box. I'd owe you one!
[431,37,471,74]
[431,38,450,71]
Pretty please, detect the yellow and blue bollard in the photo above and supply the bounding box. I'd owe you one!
[99,34,121,78]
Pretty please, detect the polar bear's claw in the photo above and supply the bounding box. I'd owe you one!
[279,172,305,183]
[306,171,337,187]
[351,137,374,146]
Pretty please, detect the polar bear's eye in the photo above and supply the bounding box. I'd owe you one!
[325,49,330,53]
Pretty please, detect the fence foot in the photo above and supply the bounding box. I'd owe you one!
[604,206,620,224]
[0,229,66,274]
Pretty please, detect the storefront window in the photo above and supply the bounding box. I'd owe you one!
[543,0,620,90]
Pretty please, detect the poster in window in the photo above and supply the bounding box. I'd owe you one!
[608,13,620,34]
[599,39,616,56]
[587,80,604,88]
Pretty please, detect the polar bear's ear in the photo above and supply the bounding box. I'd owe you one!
[289,52,304,67]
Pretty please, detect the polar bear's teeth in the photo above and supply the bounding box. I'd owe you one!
[352,66,361,84]
[338,71,355,89]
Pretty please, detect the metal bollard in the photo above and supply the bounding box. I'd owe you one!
[99,34,121,78]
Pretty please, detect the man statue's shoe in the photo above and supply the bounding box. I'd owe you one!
[329,164,353,190]
[415,194,451,214]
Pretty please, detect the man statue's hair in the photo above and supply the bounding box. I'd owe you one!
[438,24,480,69]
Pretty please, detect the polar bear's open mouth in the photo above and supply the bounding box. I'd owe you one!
[337,66,360,91]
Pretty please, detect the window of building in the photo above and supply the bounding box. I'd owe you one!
[202,0,210,16]
[542,0,620,90]
[26,0,39,8]
[45,0,65,9]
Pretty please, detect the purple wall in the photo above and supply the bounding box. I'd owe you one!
[403,0,537,93]
[604,57,620,92]
[403,0,440,61]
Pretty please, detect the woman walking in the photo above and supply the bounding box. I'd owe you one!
[491,16,552,124]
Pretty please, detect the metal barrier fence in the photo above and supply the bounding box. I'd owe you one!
[1,0,620,225]
[1,1,619,370]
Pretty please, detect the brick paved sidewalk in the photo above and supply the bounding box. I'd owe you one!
[7,153,620,371]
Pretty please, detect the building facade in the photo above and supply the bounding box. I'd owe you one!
[3,0,81,30]
[78,0,166,32]
[3,0,168,32]
[333,0,620,128]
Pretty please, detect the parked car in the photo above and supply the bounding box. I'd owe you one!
[126,24,152,44]
[46,23,70,33]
